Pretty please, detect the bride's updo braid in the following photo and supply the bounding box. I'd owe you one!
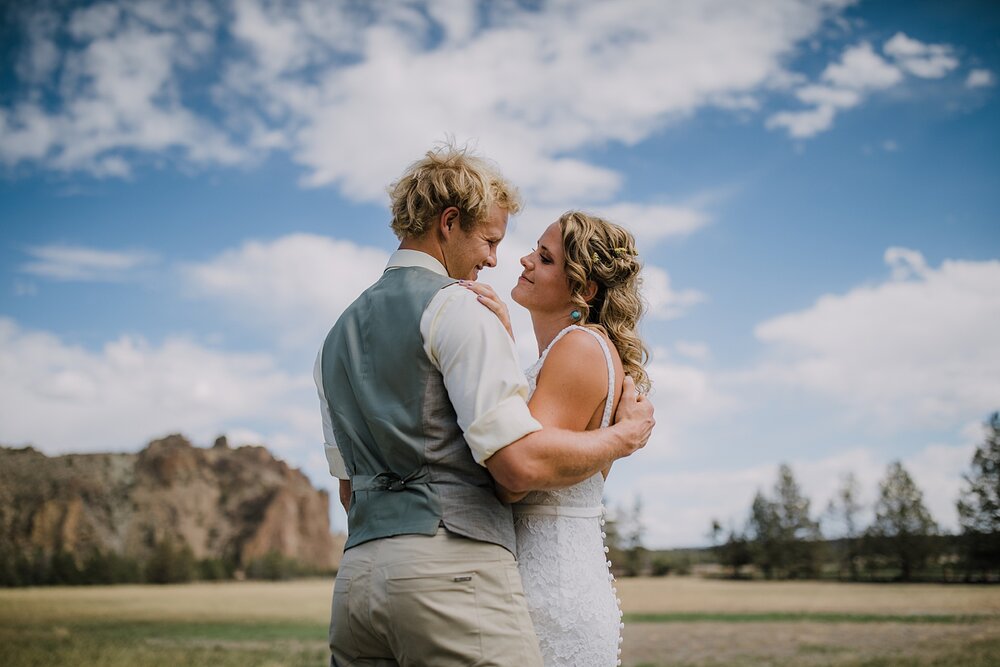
[559,211,651,394]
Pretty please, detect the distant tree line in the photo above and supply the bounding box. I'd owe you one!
[0,537,331,587]
[708,412,1000,582]
[604,496,699,578]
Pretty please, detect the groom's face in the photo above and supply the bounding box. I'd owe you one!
[444,204,508,281]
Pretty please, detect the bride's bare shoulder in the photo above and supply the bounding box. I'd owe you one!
[536,329,607,389]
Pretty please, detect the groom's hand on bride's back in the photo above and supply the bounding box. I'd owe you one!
[613,375,654,454]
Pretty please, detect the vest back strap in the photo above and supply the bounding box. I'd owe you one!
[352,469,430,492]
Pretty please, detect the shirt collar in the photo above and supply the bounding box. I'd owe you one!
[386,249,448,277]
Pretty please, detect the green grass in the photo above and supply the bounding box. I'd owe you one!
[0,620,329,667]
[624,611,997,624]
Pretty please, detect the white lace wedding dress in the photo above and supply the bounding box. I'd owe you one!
[514,325,624,667]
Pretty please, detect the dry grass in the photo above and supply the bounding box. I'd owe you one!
[617,576,1000,615]
[6,576,997,624]
[0,579,335,624]
[2,577,999,667]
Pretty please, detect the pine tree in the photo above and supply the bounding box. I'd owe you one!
[748,465,820,578]
[957,412,1000,579]
[774,464,821,578]
[710,519,752,578]
[748,490,781,578]
[867,461,938,581]
[827,472,864,580]
[622,496,646,576]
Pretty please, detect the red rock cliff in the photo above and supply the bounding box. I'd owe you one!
[0,435,344,571]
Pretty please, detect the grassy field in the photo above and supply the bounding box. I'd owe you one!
[1,577,999,666]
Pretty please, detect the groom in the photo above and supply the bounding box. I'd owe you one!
[315,143,654,666]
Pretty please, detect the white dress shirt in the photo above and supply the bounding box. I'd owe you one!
[315,249,542,479]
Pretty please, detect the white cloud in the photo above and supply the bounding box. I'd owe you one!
[767,41,904,139]
[884,245,927,280]
[625,348,740,466]
[884,32,959,79]
[183,234,390,348]
[226,0,857,204]
[67,3,121,40]
[0,104,57,163]
[767,103,837,138]
[643,265,707,320]
[510,202,711,251]
[0,2,246,175]
[647,353,735,423]
[3,0,860,200]
[3,3,981,192]
[15,10,60,84]
[20,244,156,281]
[906,442,977,532]
[767,31,967,139]
[0,318,312,455]
[795,84,862,108]
[588,203,712,246]
[823,42,904,90]
[966,68,996,89]
[753,249,1000,428]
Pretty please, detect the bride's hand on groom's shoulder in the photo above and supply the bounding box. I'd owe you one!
[459,280,515,340]
[614,376,655,453]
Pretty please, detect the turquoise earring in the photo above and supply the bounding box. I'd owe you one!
[570,309,582,321]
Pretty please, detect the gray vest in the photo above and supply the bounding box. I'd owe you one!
[321,265,516,553]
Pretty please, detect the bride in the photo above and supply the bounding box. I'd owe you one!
[466,210,651,667]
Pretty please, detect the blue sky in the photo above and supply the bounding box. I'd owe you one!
[1,0,998,547]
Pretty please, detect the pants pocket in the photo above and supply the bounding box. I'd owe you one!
[387,572,481,666]
[330,576,358,660]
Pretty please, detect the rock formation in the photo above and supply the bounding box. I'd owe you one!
[0,435,345,571]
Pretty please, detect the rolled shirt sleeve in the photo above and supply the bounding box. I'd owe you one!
[314,347,348,479]
[423,284,542,465]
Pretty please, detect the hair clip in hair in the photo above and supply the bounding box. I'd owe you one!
[591,252,600,264]
[612,246,637,258]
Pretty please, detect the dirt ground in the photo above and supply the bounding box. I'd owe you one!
[621,619,1000,667]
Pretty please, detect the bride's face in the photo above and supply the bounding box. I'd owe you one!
[511,222,573,315]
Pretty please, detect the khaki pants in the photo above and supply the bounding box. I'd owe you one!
[329,528,543,667]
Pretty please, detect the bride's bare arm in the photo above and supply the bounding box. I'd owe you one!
[488,375,651,492]
[487,331,627,493]
[526,330,610,431]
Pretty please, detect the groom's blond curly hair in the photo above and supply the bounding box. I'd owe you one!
[388,142,522,240]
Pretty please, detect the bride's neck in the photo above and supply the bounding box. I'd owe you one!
[531,310,576,356]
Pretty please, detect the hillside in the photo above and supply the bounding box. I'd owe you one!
[0,434,344,572]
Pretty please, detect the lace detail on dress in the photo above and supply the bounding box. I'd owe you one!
[514,325,624,666]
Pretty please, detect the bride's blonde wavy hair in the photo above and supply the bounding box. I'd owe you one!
[559,211,651,394]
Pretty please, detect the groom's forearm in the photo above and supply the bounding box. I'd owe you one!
[486,421,639,493]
